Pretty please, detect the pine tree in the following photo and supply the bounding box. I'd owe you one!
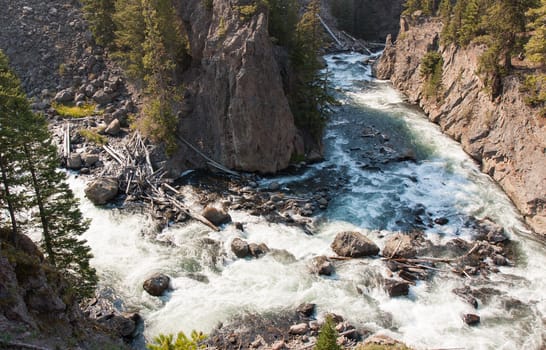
[112,0,146,80]
[525,0,546,64]
[290,0,332,141]
[0,50,97,299]
[265,0,299,46]
[458,0,480,45]
[314,315,340,350]
[81,0,116,47]
[0,51,31,244]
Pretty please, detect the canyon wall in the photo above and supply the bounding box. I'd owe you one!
[375,15,546,235]
[171,0,297,174]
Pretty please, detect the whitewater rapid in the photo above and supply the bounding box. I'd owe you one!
[74,53,545,349]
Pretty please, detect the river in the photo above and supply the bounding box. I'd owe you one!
[72,53,545,349]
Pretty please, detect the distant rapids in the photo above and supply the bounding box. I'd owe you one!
[72,53,546,350]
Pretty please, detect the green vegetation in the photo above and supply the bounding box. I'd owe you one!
[420,51,444,98]
[82,0,191,153]
[403,0,435,16]
[314,315,341,350]
[409,0,545,104]
[0,50,97,299]
[79,129,109,145]
[147,331,207,350]
[290,0,335,141]
[235,4,258,21]
[52,102,98,118]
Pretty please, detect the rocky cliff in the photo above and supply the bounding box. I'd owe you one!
[375,15,546,236]
[171,0,297,174]
[0,233,128,349]
[0,0,299,176]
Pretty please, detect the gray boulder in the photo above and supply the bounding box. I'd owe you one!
[382,233,416,258]
[202,206,231,226]
[249,242,269,258]
[81,153,99,166]
[105,118,121,136]
[66,153,82,169]
[310,256,334,276]
[331,231,379,258]
[54,88,74,103]
[84,178,118,205]
[384,279,410,297]
[289,323,309,335]
[92,89,115,104]
[231,238,250,258]
[143,273,170,297]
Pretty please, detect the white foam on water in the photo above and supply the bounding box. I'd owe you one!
[71,53,545,349]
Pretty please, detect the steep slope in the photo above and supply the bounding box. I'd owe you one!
[171,0,297,174]
[0,233,128,349]
[375,15,546,235]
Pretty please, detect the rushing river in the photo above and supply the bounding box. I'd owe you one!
[72,53,545,349]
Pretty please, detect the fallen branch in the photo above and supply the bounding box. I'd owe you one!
[0,340,52,350]
[175,134,240,177]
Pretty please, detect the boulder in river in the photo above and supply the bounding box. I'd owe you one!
[296,303,315,318]
[331,231,379,258]
[382,233,416,258]
[249,242,269,258]
[231,238,250,258]
[202,206,231,226]
[463,313,480,326]
[143,273,170,296]
[470,217,509,243]
[310,256,334,276]
[384,279,410,297]
[84,177,118,205]
[66,152,82,170]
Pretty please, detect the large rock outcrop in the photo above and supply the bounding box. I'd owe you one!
[375,15,546,236]
[0,233,127,349]
[170,0,297,174]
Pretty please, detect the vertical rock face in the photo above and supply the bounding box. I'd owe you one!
[171,0,296,174]
[375,16,546,236]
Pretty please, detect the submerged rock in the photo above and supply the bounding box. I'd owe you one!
[331,231,380,258]
[310,255,334,276]
[384,279,410,297]
[249,242,270,258]
[143,273,170,296]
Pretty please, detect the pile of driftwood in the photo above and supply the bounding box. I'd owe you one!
[96,132,225,231]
